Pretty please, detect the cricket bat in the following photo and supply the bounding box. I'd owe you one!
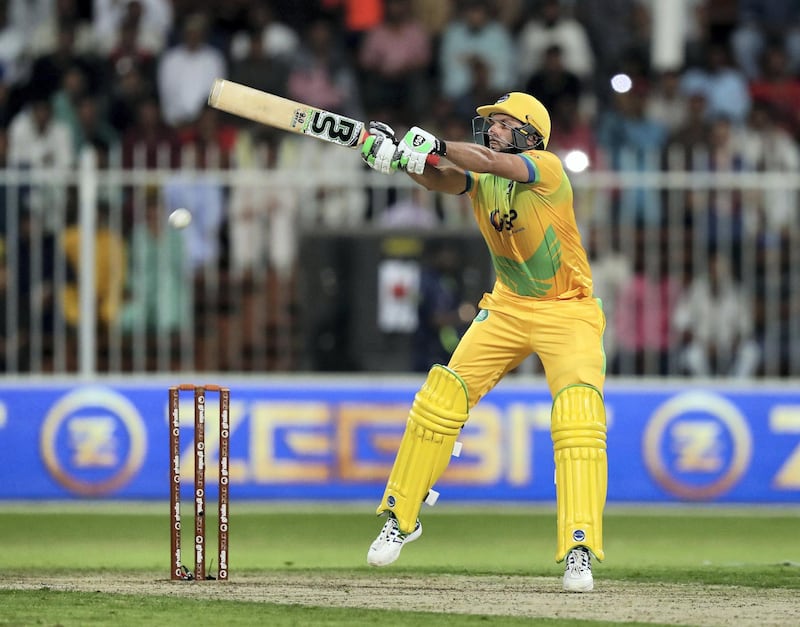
[207,78,439,165]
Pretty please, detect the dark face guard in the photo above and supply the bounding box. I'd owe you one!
[471,115,544,153]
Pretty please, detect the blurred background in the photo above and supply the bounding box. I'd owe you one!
[1,0,799,506]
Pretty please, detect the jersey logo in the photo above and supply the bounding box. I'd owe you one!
[490,208,517,232]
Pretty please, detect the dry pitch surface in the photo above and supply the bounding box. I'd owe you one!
[4,572,796,626]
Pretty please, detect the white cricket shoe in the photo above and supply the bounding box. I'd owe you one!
[367,514,422,567]
[562,546,593,592]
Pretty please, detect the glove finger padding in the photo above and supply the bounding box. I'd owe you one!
[361,133,399,175]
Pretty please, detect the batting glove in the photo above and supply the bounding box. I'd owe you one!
[394,126,447,175]
[361,121,399,175]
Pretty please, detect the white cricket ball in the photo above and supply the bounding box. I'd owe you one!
[168,208,192,229]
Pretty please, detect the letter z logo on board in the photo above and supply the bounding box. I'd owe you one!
[40,387,147,497]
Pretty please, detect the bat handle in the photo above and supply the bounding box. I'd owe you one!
[426,154,440,166]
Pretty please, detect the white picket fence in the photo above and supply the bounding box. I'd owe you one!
[1,147,798,378]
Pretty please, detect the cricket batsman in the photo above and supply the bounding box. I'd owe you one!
[360,92,607,592]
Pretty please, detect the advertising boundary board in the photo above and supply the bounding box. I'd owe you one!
[0,378,798,503]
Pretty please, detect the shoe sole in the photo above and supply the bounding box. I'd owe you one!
[405,524,423,544]
[367,523,422,567]
[563,579,593,592]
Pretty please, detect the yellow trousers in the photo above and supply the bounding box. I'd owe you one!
[448,298,606,406]
[450,297,607,561]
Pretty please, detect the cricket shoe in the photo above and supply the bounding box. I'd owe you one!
[562,546,593,592]
[367,514,422,566]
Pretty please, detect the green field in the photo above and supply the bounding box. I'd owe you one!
[1,503,798,626]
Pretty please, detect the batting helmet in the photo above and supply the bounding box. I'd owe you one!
[473,92,552,151]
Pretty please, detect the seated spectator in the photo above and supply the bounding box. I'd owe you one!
[692,115,751,247]
[121,95,180,168]
[378,187,439,229]
[157,12,226,128]
[741,103,800,174]
[680,43,751,125]
[673,250,760,378]
[451,56,498,125]
[287,16,363,118]
[517,0,594,82]
[7,95,73,215]
[438,0,515,100]
[613,230,683,376]
[730,0,800,79]
[319,0,383,51]
[7,0,51,44]
[276,133,367,227]
[11,206,58,371]
[229,27,291,102]
[119,186,190,367]
[663,90,712,168]
[73,93,119,160]
[227,127,296,279]
[410,0,452,39]
[61,201,127,337]
[645,69,690,135]
[229,1,299,62]
[26,0,94,57]
[411,242,471,372]
[548,94,604,171]
[752,231,796,376]
[547,94,607,222]
[162,184,225,275]
[51,64,89,149]
[0,0,26,87]
[524,44,582,115]
[596,85,668,225]
[176,107,238,169]
[585,221,632,372]
[107,62,154,137]
[163,109,231,273]
[94,0,173,56]
[740,102,800,234]
[573,0,641,87]
[106,7,158,85]
[748,43,800,140]
[358,0,432,123]
[26,19,104,102]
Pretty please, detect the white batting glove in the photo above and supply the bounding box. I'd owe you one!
[360,121,398,175]
[395,126,446,175]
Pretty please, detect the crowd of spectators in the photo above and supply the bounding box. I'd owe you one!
[0,0,799,376]
[3,1,798,170]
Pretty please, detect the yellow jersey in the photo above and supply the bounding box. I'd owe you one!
[465,149,593,307]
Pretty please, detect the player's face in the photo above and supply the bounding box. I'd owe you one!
[485,114,523,151]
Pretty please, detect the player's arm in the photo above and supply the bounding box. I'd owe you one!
[361,123,531,194]
[405,163,471,195]
[398,127,533,183]
[441,140,531,182]
[360,122,471,195]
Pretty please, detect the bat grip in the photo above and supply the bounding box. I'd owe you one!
[426,154,440,166]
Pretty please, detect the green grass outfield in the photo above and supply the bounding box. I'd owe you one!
[0,503,798,626]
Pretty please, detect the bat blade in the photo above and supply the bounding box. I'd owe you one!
[208,78,367,149]
[207,78,439,164]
